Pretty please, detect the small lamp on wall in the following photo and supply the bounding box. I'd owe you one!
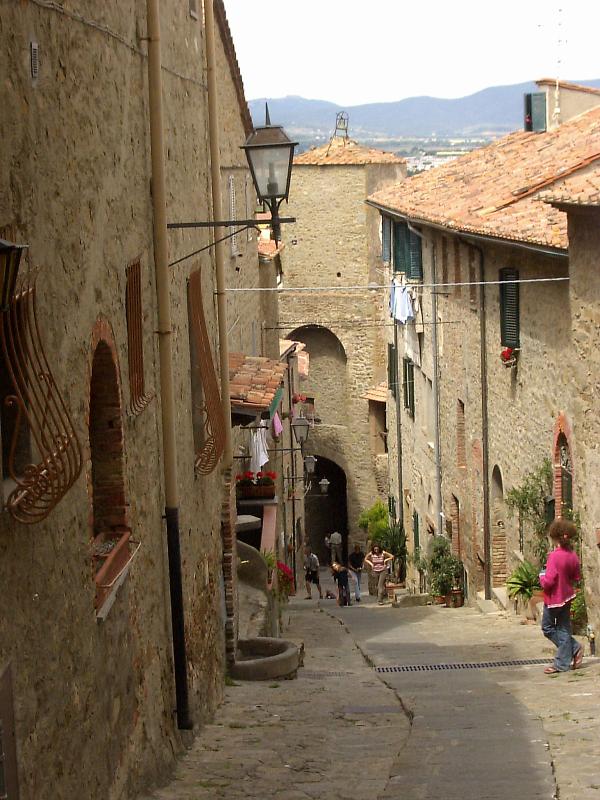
[304,455,317,475]
[291,416,310,449]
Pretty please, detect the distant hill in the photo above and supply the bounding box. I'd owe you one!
[249,80,600,142]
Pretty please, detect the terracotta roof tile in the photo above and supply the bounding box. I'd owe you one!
[367,106,600,249]
[295,137,405,166]
[229,353,286,413]
[539,164,600,206]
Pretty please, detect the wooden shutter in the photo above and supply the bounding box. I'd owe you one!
[0,664,19,799]
[393,221,409,273]
[413,511,420,553]
[408,230,423,281]
[387,342,397,398]
[403,358,415,416]
[382,216,391,263]
[499,268,520,347]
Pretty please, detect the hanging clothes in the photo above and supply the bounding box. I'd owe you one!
[250,425,269,473]
[272,411,283,437]
[391,283,415,324]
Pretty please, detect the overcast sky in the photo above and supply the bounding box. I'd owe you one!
[224,1,600,106]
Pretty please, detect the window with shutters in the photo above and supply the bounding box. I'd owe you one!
[387,342,397,398]
[412,510,420,553]
[0,665,19,800]
[228,175,240,257]
[441,236,448,287]
[381,216,392,263]
[457,399,466,467]
[499,267,520,347]
[403,358,415,417]
[393,221,422,281]
[453,239,461,296]
[524,92,546,132]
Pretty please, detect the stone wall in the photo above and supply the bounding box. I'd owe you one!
[0,3,263,798]
[280,161,404,543]
[392,221,581,603]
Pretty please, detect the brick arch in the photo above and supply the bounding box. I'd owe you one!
[87,318,128,538]
[552,412,574,515]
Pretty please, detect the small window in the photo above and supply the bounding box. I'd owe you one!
[387,342,397,399]
[499,267,520,347]
[412,510,420,553]
[524,92,546,132]
[0,664,19,800]
[457,399,466,467]
[382,216,392,263]
[228,175,239,257]
[368,399,387,455]
[403,358,415,417]
[453,239,461,296]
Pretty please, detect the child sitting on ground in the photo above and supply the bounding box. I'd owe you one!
[331,562,351,607]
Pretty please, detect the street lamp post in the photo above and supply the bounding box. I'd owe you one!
[242,105,298,243]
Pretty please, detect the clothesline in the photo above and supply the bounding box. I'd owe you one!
[224,276,569,293]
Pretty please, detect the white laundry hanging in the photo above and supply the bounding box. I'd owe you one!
[250,424,269,473]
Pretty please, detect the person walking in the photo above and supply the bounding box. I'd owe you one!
[304,545,323,600]
[347,543,365,602]
[539,518,584,674]
[364,544,394,605]
[329,531,343,564]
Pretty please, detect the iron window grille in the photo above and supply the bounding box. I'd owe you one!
[0,273,82,524]
[125,259,154,415]
[187,269,226,474]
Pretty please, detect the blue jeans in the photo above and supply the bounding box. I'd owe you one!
[541,602,580,671]
[348,569,361,600]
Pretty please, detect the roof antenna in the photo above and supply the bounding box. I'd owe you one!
[552,6,564,126]
[325,111,349,156]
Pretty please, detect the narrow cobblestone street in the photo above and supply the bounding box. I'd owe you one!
[141,574,600,800]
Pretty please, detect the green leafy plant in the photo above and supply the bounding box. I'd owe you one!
[261,549,276,571]
[571,587,587,633]
[506,560,541,601]
[427,537,463,596]
[505,458,553,564]
[358,500,388,539]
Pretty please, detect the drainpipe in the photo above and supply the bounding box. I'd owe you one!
[145,0,192,729]
[407,221,442,537]
[463,240,492,600]
[392,320,404,526]
[430,243,443,537]
[286,350,298,584]
[205,0,233,468]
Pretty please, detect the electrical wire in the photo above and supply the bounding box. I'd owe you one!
[224,276,569,293]
[169,226,253,267]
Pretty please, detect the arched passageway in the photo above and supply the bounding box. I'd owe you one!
[305,456,348,566]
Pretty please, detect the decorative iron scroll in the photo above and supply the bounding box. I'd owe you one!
[126,259,154,415]
[0,274,83,523]
[188,269,225,474]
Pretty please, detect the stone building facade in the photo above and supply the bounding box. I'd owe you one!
[368,86,600,625]
[279,136,405,558]
[0,2,278,798]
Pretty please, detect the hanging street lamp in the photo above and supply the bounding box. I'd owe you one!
[291,415,310,449]
[242,104,298,243]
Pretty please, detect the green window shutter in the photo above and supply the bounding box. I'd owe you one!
[387,343,397,398]
[499,268,520,348]
[524,92,546,133]
[382,216,392,263]
[393,221,409,273]
[407,230,423,281]
[388,494,396,521]
[403,358,415,416]
[413,510,420,553]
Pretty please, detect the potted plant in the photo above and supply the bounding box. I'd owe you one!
[427,536,463,607]
[235,470,277,499]
[506,560,542,618]
[255,470,277,498]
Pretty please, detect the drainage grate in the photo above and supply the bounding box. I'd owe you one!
[376,658,549,673]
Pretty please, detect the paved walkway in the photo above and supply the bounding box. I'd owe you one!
[139,575,600,800]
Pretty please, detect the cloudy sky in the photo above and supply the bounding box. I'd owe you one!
[224,1,600,106]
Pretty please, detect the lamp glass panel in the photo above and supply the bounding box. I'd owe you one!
[247,146,292,200]
[291,416,310,445]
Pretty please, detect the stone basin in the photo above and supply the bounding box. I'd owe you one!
[230,637,299,681]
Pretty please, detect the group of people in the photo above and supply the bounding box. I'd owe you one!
[304,537,394,606]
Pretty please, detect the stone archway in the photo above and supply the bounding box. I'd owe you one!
[305,456,348,566]
[491,465,507,586]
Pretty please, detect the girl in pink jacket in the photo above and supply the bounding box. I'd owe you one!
[539,518,583,674]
